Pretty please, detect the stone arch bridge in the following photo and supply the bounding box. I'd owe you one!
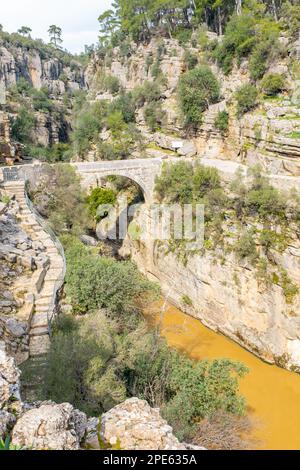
[1,157,299,203]
[73,158,169,203]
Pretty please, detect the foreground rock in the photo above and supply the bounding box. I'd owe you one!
[98,397,204,450]
[12,403,87,450]
[0,349,21,411]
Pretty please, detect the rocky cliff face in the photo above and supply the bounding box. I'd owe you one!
[121,204,300,371]
[87,35,300,172]
[0,45,86,94]
[0,38,88,151]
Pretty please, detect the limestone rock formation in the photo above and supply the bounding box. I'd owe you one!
[0,410,16,439]
[98,397,204,450]
[121,205,300,371]
[11,403,87,450]
[0,349,21,412]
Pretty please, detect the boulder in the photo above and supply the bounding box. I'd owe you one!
[12,403,87,450]
[0,410,16,439]
[99,397,203,450]
[80,234,98,247]
[178,141,197,157]
[0,349,21,410]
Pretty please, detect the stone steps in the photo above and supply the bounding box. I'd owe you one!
[3,180,65,358]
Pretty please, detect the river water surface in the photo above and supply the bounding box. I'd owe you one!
[146,301,300,450]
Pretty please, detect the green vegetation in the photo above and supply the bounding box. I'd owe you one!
[183,49,198,70]
[178,65,220,128]
[155,161,221,204]
[0,437,22,451]
[48,25,63,49]
[63,237,155,319]
[212,7,281,78]
[214,110,229,134]
[0,29,87,67]
[70,87,145,158]
[38,236,248,441]
[144,102,166,131]
[25,143,72,162]
[11,107,36,143]
[235,84,258,116]
[98,1,294,47]
[155,162,300,302]
[87,187,117,221]
[28,163,91,236]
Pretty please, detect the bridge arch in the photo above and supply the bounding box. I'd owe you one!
[73,158,165,204]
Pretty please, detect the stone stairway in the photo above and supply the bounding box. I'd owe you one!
[2,180,65,357]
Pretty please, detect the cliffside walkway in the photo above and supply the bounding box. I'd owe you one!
[1,178,66,357]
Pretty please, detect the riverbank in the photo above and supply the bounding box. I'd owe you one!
[145,301,300,450]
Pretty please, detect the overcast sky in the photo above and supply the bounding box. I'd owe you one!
[1,0,112,54]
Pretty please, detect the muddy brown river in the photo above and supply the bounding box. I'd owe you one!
[146,301,300,450]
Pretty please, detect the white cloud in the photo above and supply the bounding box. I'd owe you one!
[1,0,112,53]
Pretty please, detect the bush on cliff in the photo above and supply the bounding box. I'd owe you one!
[214,110,229,134]
[261,73,285,96]
[235,84,258,116]
[178,65,220,128]
[155,161,222,204]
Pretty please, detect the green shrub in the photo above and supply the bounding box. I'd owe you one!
[144,102,166,131]
[183,50,198,70]
[103,74,121,95]
[11,107,36,143]
[109,91,136,123]
[281,2,300,39]
[234,231,258,264]
[64,238,156,318]
[106,111,125,136]
[30,87,52,112]
[151,62,161,79]
[193,164,221,200]
[155,161,223,207]
[235,84,258,116]
[245,184,286,219]
[249,42,270,81]
[132,81,161,107]
[174,28,192,46]
[43,308,247,434]
[261,73,285,96]
[25,143,71,162]
[213,13,256,74]
[71,101,108,156]
[178,65,220,127]
[155,161,194,204]
[214,110,229,134]
[87,187,117,221]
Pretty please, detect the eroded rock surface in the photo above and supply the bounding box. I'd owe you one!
[11,402,87,450]
[99,397,204,450]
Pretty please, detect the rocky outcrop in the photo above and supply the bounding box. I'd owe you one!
[11,403,87,450]
[0,350,20,438]
[0,44,85,94]
[0,38,88,152]
[97,397,204,450]
[0,349,22,411]
[88,35,300,174]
